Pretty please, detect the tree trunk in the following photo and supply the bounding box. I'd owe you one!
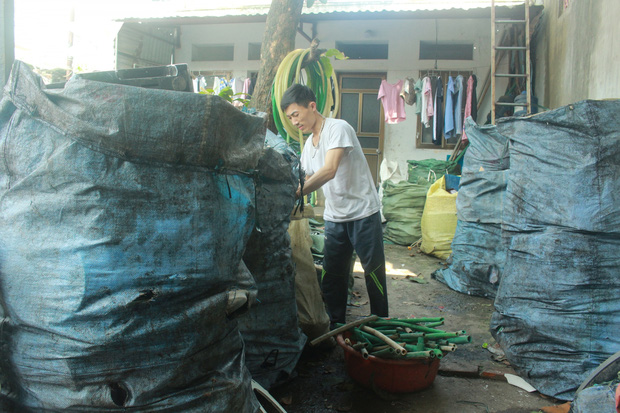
[250,0,304,131]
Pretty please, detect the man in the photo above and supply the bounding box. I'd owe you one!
[281,84,389,327]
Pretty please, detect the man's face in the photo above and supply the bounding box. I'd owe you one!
[285,102,317,133]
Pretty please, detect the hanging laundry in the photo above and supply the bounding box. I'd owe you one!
[213,76,221,94]
[214,77,230,95]
[433,76,444,146]
[400,77,416,106]
[378,79,406,124]
[248,73,257,96]
[243,78,251,99]
[461,74,477,144]
[454,75,464,135]
[414,78,423,114]
[421,76,434,128]
[231,78,244,96]
[470,74,478,123]
[444,76,456,139]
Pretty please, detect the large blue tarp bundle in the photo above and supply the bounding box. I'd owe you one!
[0,61,264,411]
[238,130,306,389]
[434,119,509,298]
[490,100,620,401]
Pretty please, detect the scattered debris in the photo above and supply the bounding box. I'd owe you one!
[505,373,537,392]
[406,274,429,284]
[540,402,572,413]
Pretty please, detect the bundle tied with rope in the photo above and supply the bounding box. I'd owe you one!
[272,40,343,214]
[271,39,341,148]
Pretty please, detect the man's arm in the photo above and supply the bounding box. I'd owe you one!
[296,148,345,198]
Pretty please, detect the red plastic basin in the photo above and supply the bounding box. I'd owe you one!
[337,333,440,393]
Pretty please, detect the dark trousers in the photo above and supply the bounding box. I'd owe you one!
[321,212,389,325]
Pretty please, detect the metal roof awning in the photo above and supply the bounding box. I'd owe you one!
[118,0,542,24]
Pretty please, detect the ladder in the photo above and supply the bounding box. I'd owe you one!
[491,0,531,124]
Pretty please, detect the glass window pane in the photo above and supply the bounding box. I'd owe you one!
[336,42,389,60]
[340,93,359,130]
[421,124,434,144]
[342,77,382,90]
[361,93,381,133]
[358,136,379,149]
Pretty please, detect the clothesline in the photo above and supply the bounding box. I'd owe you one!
[376,74,478,146]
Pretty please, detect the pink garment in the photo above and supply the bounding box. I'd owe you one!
[378,79,406,124]
[242,78,251,99]
[421,77,434,128]
[461,75,475,144]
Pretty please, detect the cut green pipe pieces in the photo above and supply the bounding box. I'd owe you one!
[404,350,434,359]
[423,321,445,328]
[397,332,460,340]
[368,320,445,333]
[445,336,472,344]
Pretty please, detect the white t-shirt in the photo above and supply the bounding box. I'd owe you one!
[301,118,380,222]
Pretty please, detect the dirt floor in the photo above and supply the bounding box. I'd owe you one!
[268,243,563,413]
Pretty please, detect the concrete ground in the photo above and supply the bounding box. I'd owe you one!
[268,243,563,413]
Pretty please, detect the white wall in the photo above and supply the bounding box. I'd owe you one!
[177,16,494,175]
[536,0,620,109]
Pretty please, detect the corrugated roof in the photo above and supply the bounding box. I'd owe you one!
[119,0,538,21]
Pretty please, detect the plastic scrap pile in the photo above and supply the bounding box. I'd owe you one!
[436,100,620,401]
[0,61,265,412]
[341,317,471,360]
[434,118,510,298]
[490,100,620,401]
[237,130,306,389]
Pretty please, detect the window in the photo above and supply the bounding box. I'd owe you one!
[419,42,473,61]
[416,70,473,150]
[335,42,388,60]
[192,44,234,62]
[248,43,261,61]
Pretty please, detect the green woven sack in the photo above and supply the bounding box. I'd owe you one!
[382,180,431,246]
[407,159,461,184]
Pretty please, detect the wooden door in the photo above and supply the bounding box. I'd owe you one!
[337,73,385,186]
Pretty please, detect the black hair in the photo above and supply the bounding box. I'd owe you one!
[280,84,317,111]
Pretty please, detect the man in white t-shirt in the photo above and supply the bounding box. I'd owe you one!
[281,84,389,327]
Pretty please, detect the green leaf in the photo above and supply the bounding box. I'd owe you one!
[320,56,333,78]
[325,48,348,60]
[306,0,315,7]
[218,86,234,102]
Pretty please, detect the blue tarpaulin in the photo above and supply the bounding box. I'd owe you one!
[0,61,265,412]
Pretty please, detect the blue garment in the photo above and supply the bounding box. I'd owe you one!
[444,76,456,139]
[454,75,464,135]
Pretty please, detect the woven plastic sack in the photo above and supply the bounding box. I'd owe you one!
[407,158,460,184]
[420,176,457,260]
[288,219,330,340]
[382,180,429,245]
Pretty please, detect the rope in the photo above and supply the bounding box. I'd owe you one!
[271,47,340,149]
